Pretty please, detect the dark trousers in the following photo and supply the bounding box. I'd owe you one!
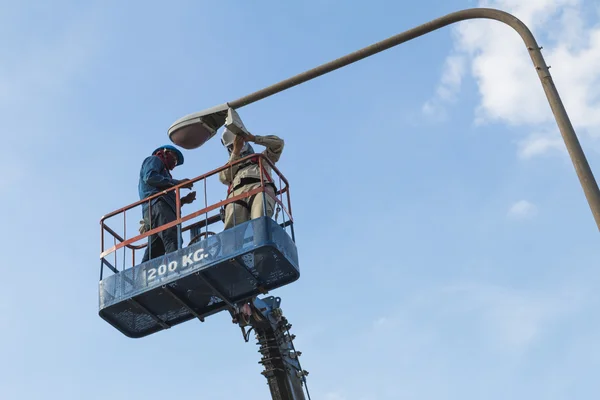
[141,200,180,262]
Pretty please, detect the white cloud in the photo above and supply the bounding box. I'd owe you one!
[422,54,467,119]
[425,0,600,157]
[507,199,538,219]
[517,130,566,159]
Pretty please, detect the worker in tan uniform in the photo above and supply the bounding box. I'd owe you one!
[219,128,284,230]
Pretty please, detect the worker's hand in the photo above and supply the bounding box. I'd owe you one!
[232,135,245,155]
[179,178,194,189]
[181,191,196,205]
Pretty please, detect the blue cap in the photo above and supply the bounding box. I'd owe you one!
[153,145,184,166]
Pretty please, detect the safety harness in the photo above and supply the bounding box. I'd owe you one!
[223,156,277,215]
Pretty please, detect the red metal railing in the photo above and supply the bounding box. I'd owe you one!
[99,153,293,274]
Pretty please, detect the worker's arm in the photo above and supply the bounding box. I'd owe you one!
[218,152,242,185]
[251,134,284,163]
[143,157,179,188]
[181,191,196,205]
[143,156,192,189]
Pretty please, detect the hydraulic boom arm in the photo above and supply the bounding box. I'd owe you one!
[232,297,310,400]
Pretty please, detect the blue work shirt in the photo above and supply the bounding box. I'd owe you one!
[138,155,180,217]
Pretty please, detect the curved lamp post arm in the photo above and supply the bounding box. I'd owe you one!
[229,8,544,108]
[227,7,600,231]
[167,8,599,230]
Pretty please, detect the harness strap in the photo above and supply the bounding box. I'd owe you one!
[226,156,276,197]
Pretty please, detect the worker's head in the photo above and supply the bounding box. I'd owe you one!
[221,128,254,156]
[153,145,184,170]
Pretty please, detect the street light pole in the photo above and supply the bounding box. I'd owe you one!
[170,8,600,231]
[230,8,600,231]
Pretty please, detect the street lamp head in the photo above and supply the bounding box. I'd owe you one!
[224,107,250,137]
[168,103,229,149]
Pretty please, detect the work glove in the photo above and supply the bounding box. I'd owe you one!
[138,219,150,234]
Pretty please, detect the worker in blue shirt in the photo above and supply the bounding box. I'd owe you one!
[138,145,196,262]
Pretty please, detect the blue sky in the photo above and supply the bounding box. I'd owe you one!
[2,0,600,399]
